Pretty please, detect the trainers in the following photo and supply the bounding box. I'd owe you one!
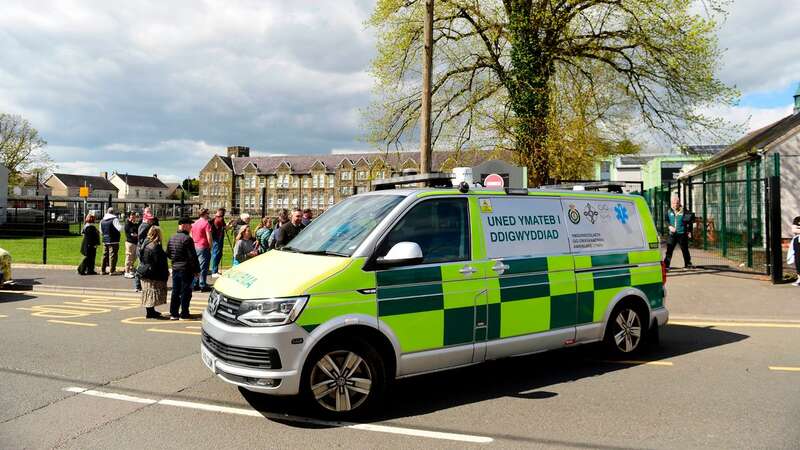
[170,316,180,321]
[211,273,221,279]
[123,272,134,279]
[792,279,800,286]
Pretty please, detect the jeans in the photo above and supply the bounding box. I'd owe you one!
[101,243,119,274]
[210,238,224,274]
[193,247,211,289]
[170,269,194,318]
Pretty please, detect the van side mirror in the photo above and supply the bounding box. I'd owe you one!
[376,242,423,268]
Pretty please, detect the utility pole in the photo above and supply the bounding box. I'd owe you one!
[419,0,434,174]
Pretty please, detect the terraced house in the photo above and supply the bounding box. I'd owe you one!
[199,146,502,216]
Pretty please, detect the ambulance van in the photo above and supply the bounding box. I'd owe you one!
[201,187,667,416]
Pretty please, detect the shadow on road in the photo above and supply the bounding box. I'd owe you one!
[0,290,38,303]
[241,324,747,424]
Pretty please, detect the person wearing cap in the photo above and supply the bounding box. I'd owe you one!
[100,207,123,275]
[167,217,200,320]
[190,208,213,292]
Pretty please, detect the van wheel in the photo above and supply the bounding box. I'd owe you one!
[302,339,385,418]
[605,305,644,354]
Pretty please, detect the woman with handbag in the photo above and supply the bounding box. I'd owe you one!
[138,226,169,318]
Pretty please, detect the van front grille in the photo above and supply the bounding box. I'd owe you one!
[201,331,281,369]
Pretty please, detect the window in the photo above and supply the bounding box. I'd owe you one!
[340,171,352,181]
[303,177,310,188]
[328,174,335,186]
[268,196,274,208]
[135,189,140,198]
[269,177,276,188]
[303,197,309,208]
[376,198,469,265]
[329,195,334,206]
[260,177,266,188]
[340,186,351,196]
[357,170,368,180]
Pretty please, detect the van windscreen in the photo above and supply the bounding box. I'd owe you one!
[283,195,404,257]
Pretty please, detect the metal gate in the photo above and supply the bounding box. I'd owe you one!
[645,170,778,275]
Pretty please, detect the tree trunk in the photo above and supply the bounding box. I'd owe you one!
[507,2,554,187]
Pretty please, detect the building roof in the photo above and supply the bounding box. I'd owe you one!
[225,150,501,175]
[114,173,168,189]
[686,113,800,176]
[50,173,118,191]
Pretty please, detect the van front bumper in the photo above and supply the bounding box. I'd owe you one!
[200,313,307,396]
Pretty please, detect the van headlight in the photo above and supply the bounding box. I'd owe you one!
[237,296,309,327]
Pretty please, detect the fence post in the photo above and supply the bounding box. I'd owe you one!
[720,167,727,257]
[769,174,782,283]
[261,187,267,218]
[702,172,708,251]
[42,194,49,265]
[745,162,753,268]
[180,191,185,217]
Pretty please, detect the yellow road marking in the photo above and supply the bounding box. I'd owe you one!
[47,319,98,327]
[671,320,800,329]
[3,290,139,300]
[0,314,8,318]
[147,328,201,336]
[597,360,673,366]
[769,366,800,372]
[185,326,201,329]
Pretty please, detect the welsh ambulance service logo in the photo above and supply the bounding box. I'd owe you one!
[479,198,493,213]
[567,205,581,224]
[615,204,629,224]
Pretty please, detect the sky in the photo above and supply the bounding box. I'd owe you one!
[1,0,798,181]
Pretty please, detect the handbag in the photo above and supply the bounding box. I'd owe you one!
[787,236,797,265]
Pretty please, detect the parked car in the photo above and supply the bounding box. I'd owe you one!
[0,247,11,285]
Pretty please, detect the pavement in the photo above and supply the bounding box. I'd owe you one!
[9,265,216,296]
[1,266,799,449]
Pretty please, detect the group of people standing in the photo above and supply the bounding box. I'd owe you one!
[78,206,312,319]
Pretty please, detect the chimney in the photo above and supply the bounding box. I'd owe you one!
[794,82,800,115]
[153,173,158,179]
[100,171,108,179]
[227,146,250,158]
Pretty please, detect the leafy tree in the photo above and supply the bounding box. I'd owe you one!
[0,113,52,184]
[367,0,737,185]
[181,178,200,196]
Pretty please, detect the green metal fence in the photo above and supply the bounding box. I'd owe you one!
[644,157,772,274]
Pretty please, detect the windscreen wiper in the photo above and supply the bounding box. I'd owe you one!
[298,250,349,257]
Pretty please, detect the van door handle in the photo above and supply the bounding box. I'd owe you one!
[491,262,509,274]
[459,266,478,275]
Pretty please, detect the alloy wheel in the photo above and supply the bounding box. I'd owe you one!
[612,308,642,353]
[309,350,373,412]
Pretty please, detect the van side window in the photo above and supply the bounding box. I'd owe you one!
[377,198,469,264]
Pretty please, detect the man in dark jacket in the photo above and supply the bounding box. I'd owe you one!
[123,212,139,279]
[275,208,305,249]
[167,217,199,320]
[100,207,123,275]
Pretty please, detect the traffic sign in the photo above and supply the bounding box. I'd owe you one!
[484,173,504,189]
[79,187,90,198]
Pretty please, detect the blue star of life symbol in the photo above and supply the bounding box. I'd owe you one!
[614,204,629,224]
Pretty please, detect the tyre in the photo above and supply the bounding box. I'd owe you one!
[302,338,386,418]
[605,303,645,355]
